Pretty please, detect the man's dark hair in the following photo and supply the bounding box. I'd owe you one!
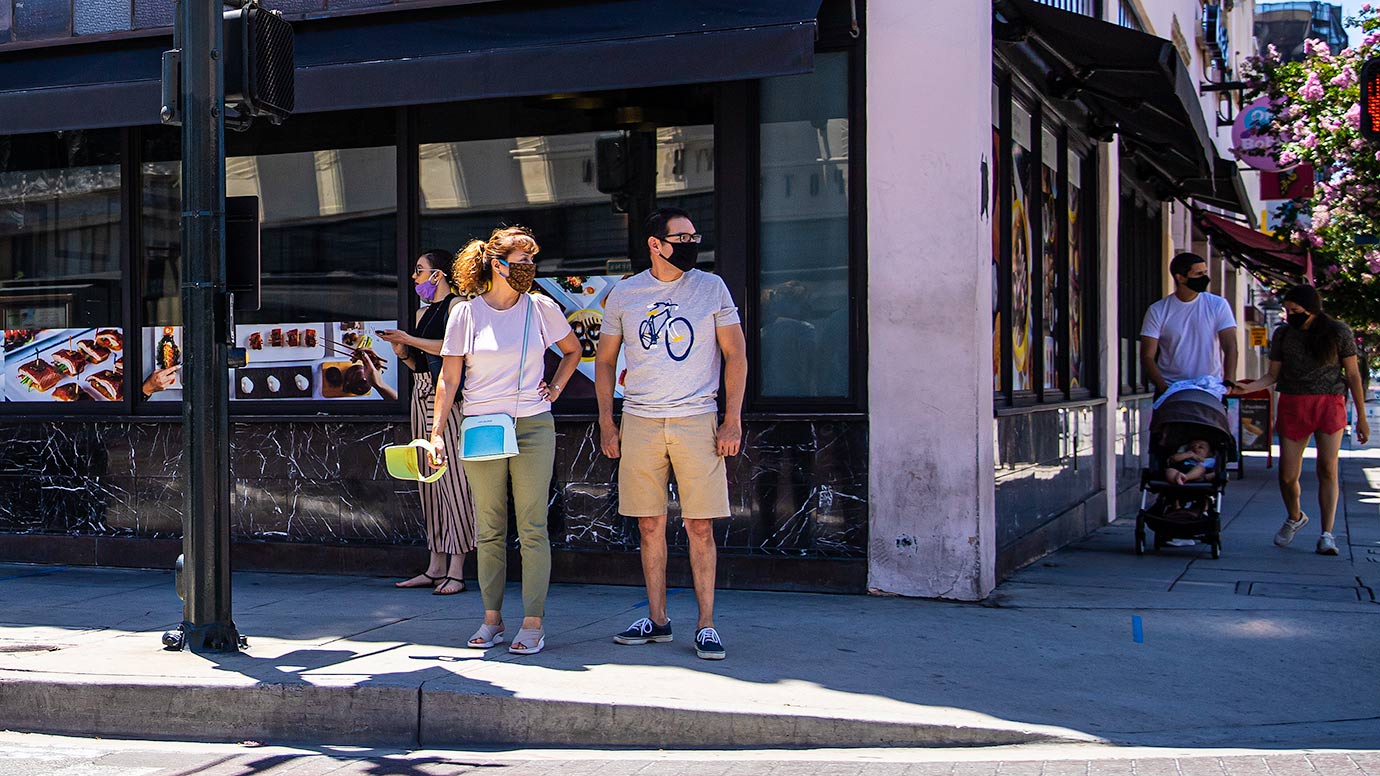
[1169,252,1206,280]
[645,207,692,240]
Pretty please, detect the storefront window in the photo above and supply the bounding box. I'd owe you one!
[1010,102,1035,393]
[1040,125,1060,393]
[139,114,401,403]
[0,130,125,403]
[757,52,850,399]
[418,97,715,402]
[1068,149,1087,390]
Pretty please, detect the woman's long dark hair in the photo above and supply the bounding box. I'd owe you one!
[1282,284,1343,364]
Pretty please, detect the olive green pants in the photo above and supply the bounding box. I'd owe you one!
[460,412,555,618]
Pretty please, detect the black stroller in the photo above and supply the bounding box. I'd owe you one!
[1135,388,1237,559]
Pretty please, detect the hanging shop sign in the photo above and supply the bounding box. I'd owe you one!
[1260,165,1314,200]
[1233,97,1292,173]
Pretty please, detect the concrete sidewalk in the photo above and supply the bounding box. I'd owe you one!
[0,450,1376,751]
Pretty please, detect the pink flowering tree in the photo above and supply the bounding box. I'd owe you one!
[1243,5,1380,363]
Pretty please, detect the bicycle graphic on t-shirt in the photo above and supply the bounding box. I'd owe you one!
[639,301,694,361]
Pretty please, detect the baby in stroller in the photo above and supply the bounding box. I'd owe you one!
[1165,438,1217,486]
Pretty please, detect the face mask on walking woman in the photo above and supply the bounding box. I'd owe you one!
[498,259,536,294]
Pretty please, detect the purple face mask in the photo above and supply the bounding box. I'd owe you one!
[415,271,440,301]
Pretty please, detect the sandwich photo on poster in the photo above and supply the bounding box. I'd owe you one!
[4,327,126,402]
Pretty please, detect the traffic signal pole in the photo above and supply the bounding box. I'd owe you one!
[173,0,240,653]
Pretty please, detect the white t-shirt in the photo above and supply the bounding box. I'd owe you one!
[1139,292,1236,383]
[602,269,741,418]
[441,293,573,418]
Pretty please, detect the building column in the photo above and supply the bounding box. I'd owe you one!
[1097,142,1121,526]
[865,0,994,600]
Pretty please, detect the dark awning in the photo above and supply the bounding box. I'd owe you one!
[1182,154,1252,216]
[994,0,1216,184]
[1196,211,1309,285]
[0,0,822,134]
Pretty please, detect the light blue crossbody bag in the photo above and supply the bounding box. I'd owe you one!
[459,296,532,461]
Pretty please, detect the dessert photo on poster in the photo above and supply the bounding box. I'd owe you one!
[533,276,626,400]
[4,327,125,402]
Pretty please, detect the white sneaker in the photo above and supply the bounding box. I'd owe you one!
[1274,514,1309,547]
[1317,532,1339,556]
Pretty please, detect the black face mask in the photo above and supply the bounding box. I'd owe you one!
[1185,276,1211,293]
[1287,312,1310,329]
[661,241,699,272]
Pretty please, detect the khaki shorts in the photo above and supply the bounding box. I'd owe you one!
[619,412,730,519]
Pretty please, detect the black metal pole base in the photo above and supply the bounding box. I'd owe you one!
[162,622,245,653]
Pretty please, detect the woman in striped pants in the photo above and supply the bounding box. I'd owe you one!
[379,250,477,595]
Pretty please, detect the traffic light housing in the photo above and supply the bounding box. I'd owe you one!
[1362,57,1380,142]
[223,4,295,126]
[159,2,294,129]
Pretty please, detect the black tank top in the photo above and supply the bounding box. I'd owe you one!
[412,294,458,381]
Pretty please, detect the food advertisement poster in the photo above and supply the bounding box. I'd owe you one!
[1040,144,1059,392]
[141,322,400,402]
[1068,152,1084,389]
[234,321,399,401]
[1010,104,1034,391]
[4,327,126,402]
[534,276,627,400]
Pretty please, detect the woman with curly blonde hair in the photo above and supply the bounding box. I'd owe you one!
[430,226,582,655]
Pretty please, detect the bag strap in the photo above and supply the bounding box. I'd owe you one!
[513,294,533,417]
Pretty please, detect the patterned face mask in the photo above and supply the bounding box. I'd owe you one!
[498,259,537,294]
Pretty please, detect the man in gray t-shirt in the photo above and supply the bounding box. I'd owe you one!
[596,207,747,661]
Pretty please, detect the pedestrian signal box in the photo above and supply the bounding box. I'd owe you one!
[1363,58,1380,142]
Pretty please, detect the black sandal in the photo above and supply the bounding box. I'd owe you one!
[432,576,466,596]
[395,573,441,589]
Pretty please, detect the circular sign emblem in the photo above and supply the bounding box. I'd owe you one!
[1233,97,1292,172]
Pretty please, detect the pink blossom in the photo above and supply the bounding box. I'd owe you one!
[1302,132,1319,149]
[1365,3,1374,12]
[1346,103,1362,128]
[1313,206,1331,228]
[1310,234,1325,247]
[1300,71,1326,101]
[1280,149,1299,165]
[1267,43,1282,62]
[1331,67,1357,88]
[1368,251,1380,274]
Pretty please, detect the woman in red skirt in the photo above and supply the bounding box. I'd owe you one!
[1232,285,1369,556]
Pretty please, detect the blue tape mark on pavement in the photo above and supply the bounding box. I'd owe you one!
[0,566,67,582]
[1132,615,1144,643]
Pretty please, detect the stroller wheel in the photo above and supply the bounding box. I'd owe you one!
[1135,530,1146,556]
[1211,539,1222,559]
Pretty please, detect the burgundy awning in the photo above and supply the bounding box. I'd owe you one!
[1196,212,1309,285]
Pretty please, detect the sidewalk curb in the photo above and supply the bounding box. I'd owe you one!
[0,676,1092,749]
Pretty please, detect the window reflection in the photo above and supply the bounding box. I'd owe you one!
[758,52,850,399]
[141,146,399,326]
[0,131,122,330]
[419,127,715,276]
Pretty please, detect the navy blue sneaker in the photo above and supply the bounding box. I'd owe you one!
[614,616,673,645]
[694,627,726,660]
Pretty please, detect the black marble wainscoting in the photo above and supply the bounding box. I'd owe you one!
[993,403,1105,580]
[0,418,868,592]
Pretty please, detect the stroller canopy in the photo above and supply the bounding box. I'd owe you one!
[1149,388,1238,461]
